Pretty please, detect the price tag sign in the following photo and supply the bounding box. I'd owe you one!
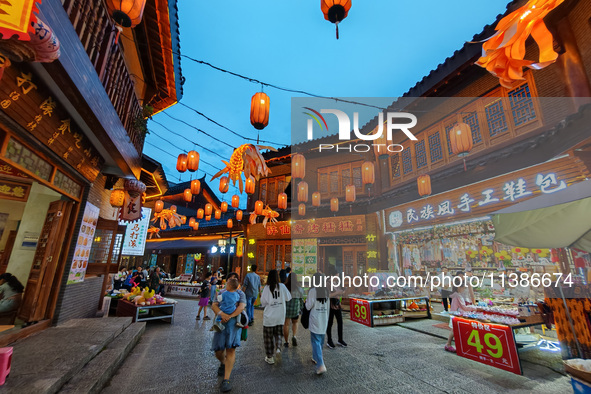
[349,298,371,327]
[452,317,522,375]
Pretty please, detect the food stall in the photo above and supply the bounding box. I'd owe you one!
[162,274,201,298]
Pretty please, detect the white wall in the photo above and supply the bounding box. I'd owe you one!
[0,199,25,250]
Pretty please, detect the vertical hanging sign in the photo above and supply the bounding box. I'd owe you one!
[120,207,151,255]
[67,202,99,284]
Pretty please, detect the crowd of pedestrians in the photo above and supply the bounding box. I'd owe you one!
[114,265,168,294]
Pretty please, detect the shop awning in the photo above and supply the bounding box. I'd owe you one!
[145,236,222,251]
[492,180,591,252]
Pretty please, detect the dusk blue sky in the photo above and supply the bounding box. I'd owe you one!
[144,0,510,205]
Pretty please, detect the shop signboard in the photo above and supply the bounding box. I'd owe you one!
[120,207,151,256]
[349,298,372,327]
[292,238,317,276]
[185,254,196,275]
[452,317,521,375]
[67,202,99,284]
[292,215,366,238]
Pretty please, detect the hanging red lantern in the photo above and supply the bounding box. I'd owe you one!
[362,161,375,186]
[204,203,213,216]
[110,189,125,208]
[298,203,306,216]
[189,217,196,227]
[219,176,229,194]
[345,184,356,202]
[221,201,228,213]
[227,219,233,229]
[154,200,164,213]
[215,209,222,220]
[170,205,177,214]
[292,153,306,179]
[321,0,352,39]
[187,150,200,172]
[124,179,146,198]
[418,174,432,197]
[192,222,199,231]
[449,122,473,157]
[197,208,204,219]
[255,200,264,215]
[231,195,240,208]
[297,181,308,203]
[245,176,256,195]
[191,179,201,195]
[250,92,270,130]
[236,210,243,221]
[206,215,211,221]
[181,215,187,225]
[183,188,192,202]
[330,198,339,212]
[278,193,288,210]
[106,0,147,28]
[312,192,321,207]
[176,153,188,173]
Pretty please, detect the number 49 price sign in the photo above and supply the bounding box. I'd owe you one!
[349,298,372,327]
[452,317,522,375]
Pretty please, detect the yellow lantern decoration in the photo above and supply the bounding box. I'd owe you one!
[183,189,192,202]
[197,208,204,219]
[362,161,375,186]
[298,203,306,216]
[204,203,213,216]
[278,193,288,210]
[187,150,200,172]
[417,174,432,197]
[250,92,270,130]
[154,200,164,213]
[110,189,125,208]
[106,0,147,28]
[191,179,201,195]
[312,192,321,207]
[297,181,308,203]
[292,153,306,179]
[245,176,256,195]
[227,219,233,229]
[221,201,228,213]
[254,200,264,215]
[219,176,229,194]
[215,209,222,220]
[176,153,187,173]
[231,195,240,208]
[330,197,339,212]
[345,184,356,203]
[236,210,243,221]
[449,122,473,157]
[189,217,196,227]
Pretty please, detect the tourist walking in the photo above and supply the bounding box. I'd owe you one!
[283,272,303,347]
[445,274,476,353]
[242,264,261,325]
[326,265,347,348]
[197,272,212,320]
[149,266,162,293]
[306,272,329,374]
[260,269,291,365]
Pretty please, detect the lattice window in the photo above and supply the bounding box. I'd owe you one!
[415,140,427,169]
[319,173,328,193]
[329,171,339,193]
[462,111,482,143]
[444,122,457,155]
[485,99,508,137]
[402,148,413,175]
[341,168,351,190]
[54,170,81,197]
[508,83,536,127]
[391,154,400,178]
[428,132,443,162]
[5,138,52,181]
[352,166,362,190]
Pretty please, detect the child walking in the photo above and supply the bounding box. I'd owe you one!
[196,272,212,320]
[211,278,241,332]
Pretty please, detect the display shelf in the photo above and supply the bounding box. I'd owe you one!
[349,296,431,327]
[116,299,175,324]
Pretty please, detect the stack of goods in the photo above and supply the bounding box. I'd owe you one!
[402,300,428,313]
[546,297,591,359]
[118,287,178,306]
[450,310,521,325]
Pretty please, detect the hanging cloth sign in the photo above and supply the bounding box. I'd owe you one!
[119,191,143,223]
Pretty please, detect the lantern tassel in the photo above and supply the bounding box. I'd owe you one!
[463,158,467,172]
[114,25,123,45]
[336,22,339,40]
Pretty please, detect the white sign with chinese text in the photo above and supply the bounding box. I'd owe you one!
[121,207,151,256]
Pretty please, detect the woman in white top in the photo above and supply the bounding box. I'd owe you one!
[260,269,291,365]
[305,272,329,375]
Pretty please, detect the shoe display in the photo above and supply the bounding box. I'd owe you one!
[326,341,335,349]
[220,379,232,392]
[337,340,348,347]
[316,365,327,375]
[265,356,275,365]
[292,337,298,347]
[217,363,225,377]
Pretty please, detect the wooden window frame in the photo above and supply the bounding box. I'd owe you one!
[318,161,364,199]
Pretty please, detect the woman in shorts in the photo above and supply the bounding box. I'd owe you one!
[283,272,304,347]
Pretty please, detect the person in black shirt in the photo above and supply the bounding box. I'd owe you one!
[326,265,347,348]
[197,272,213,320]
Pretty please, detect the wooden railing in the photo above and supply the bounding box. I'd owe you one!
[61,0,144,155]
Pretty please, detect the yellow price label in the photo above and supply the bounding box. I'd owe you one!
[467,330,503,358]
[353,304,367,321]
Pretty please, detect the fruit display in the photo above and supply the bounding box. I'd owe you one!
[115,287,177,306]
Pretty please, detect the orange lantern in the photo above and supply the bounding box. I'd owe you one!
[362,161,375,185]
[219,176,229,194]
[449,122,473,157]
[372,128,389,159]
[278,193,288,210]
[330,197,339,212]
[205,203,213,216]
[189,217,196,227]
[297,181,308,203]
[176,153,187,173]
[312,192,321,207]
[192,222,199,231]
[170,205,177,214]
[236,210,243,221]
[254,200,264,215]
[418,174,432,197]
[245,176,256,195]
[231,195,240,208]
[250,92,270,130]
[106,0,147,28]
[345,184,356,202]
[191,179,201,195]
[221,201,228,213]
[181,215,187,225]
[292,153,306,179]
[160,222,167,230]
[215,209,222,220]
[298,203,306,216]
[183,188,192,202]
[187,150,200,172]
[206,215,211,221]
[321,0,352,39]
[110,189,125,208]
[154,200,164,213]
[227,219,233,229]
[197,208,204,219]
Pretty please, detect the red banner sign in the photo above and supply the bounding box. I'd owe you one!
[349,298,371,327]
[452,317,521,375]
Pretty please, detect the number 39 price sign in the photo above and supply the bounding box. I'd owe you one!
[452,317,522,375]
[349,298,372,327]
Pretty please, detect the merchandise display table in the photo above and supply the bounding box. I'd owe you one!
[116,299,176,324]
[349,296,431,327]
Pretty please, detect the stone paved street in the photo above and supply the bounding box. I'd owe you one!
[103,299,571,393]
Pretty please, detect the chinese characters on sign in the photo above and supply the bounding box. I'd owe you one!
[68,202,99,284]
[120,208,151,256]
[0,179,30,202]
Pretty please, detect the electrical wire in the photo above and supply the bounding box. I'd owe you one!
[161,112,235,149]
[150,119,228,160]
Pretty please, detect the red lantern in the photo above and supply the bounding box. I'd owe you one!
[124,179,146,198]
[345,184,356,202]
[372,128,389,159]
[418,174,432,197]
[330,197,339,212]
[255,200,264,215]
[192,222,199,230]
[321,0,352,39]
[189,217,196,227]
[221,201,228,213]
[154,200,164,213]
[298,203,306,216]
[110,189,125,208]
[297,181,308,203]
[245,176,256,195]
[106,0,147,28]
[181,215,187,225]
[312,192,321,207]
[292,153,306,179]
[278,193,288,210]
[206,215,211,221]
[205,203,213,216]
[176,153,187,173]
[197,208,204,219]
[170,205,177,214]
[183,188,192,202]
[250,92,270,130]
[362,161,375,185]
[449,122,473,157]
[187,150,200,172]
[236,210,243,221]
[227,219,233,229]
[215,209,222,220]
[219,176,229,194]
[191,179,201,195]
[231,195,240,208]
